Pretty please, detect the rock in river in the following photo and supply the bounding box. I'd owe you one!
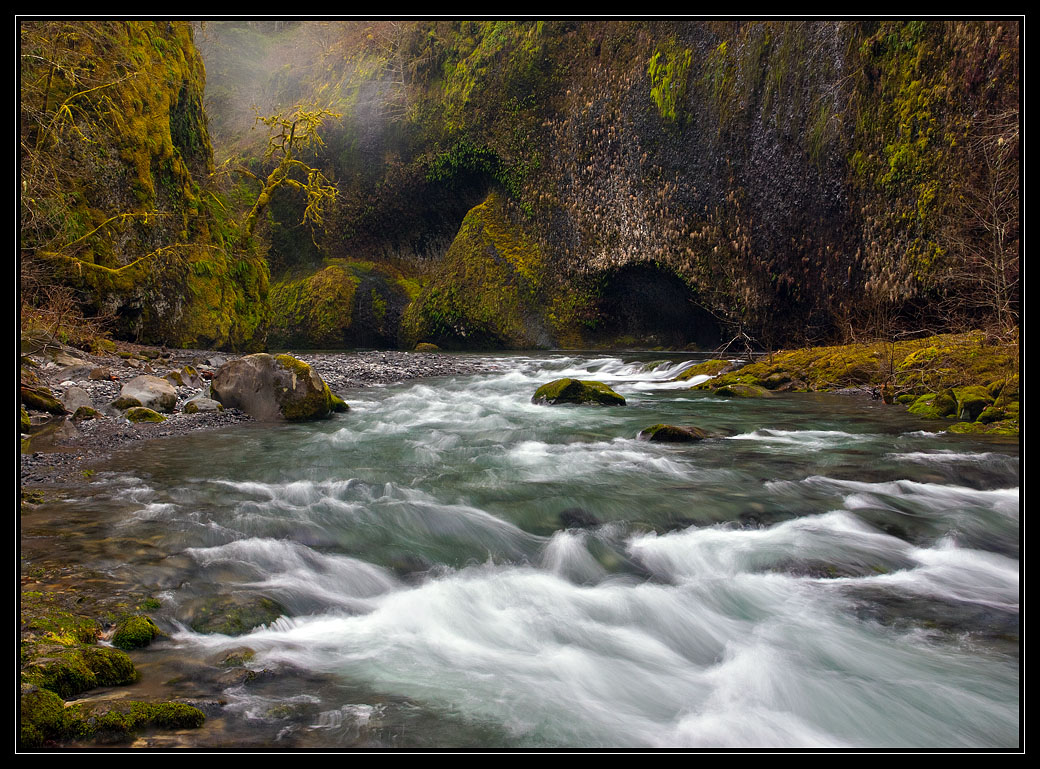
[532,378,626,406]
[211,353,337,421]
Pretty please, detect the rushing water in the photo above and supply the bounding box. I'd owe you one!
[45,353,1020,748]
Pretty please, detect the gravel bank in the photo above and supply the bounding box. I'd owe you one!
[19,339,495,486]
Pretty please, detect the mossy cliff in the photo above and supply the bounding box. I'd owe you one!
[20,21,267,350]
[23,21,1019,352]
[196,20,1017,351]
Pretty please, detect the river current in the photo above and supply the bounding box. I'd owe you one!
[51,353,1020,748]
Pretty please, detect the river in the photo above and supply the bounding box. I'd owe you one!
[37,352,1021,748]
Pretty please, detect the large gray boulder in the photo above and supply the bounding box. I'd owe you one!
[210,354,335,421]
[118,375,177,413]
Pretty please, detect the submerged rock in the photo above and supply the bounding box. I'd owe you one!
[185,594,287,636]
[532,378,626,406]
[637,424,711,442]
[211,353,335,421]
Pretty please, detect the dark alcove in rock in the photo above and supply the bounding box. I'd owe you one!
[594,263,722,350]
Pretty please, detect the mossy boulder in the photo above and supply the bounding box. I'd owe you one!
[20,385,68,415]
[20,406,31,432]
[329,393,350,413]
[415,342,441,352]
[72,406,103,422]
[185,594,286,636]
[19,686,205,747]
[111,615,160,650]
[125,407,167,423]
[637,424,711,442]
[211,354,334,421]
[19,685,75,747]
[532,378,626,406]
[119,375,177,413]
[712,383,773,398]
[953,385,994,423]
[907,390,958,419]
[671,359,732,381]
[22,643,138,698]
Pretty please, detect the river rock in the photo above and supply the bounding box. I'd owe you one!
[184,396,223,414]
[712,383,773,398]
[637,424,711,442]
[532,378,626,406]
[119,375,177,413]
[61,386,94,414]
[211,353,335,421]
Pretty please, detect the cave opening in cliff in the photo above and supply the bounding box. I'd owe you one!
[595,263,722,350]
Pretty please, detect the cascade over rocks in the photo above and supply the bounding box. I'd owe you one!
[210,353,336,421]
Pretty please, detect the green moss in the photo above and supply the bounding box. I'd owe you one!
[20,406,31,432]
[952,385,994,422]
[403,191,576,349]
[648,40,693,122]
[72,406,103,421]
[19,686,74,747]
[713,383,773,399]
[531,378,626,406]
[329,393,349,413]
[112,396,143,410]
[671,359,731,381]
[111,615,160,650]
[22,644,137,698]
[125,407,166,423]
[21,385,67,415]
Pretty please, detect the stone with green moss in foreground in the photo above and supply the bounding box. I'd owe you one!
[532,378,626,406]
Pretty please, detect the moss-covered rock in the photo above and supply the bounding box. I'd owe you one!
[125,407,167,423]
[713,383,773,398]
[72,406,103,422]
[953,385,994,422]
[415,342,442,352]
[20,406,31,432]
[671,359,732,381]
[329,393,350,413]
[211,353,334,421]
[20,385,68,415]
[637,424,710,442]
[531,378,626,406]
[22,643,138,698]
[907,390,958,419]
[111,615,161,650]
[19,687,205,747]
[186,594,286,636]
[19,685,75,747]
[402,191,590,349]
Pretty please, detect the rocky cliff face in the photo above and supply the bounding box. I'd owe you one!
[20,21,267,350]
[22,20,1018,351]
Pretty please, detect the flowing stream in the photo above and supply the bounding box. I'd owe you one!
[39,353,1020,748]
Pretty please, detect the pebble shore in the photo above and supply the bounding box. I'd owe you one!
[19,340,495,486]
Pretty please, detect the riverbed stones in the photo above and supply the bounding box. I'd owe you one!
[119,375,177,413]
[532,378,626,406]
[211,353,335,421]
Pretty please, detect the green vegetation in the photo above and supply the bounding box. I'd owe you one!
[648,41,693,122]
[112,614,161,650]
